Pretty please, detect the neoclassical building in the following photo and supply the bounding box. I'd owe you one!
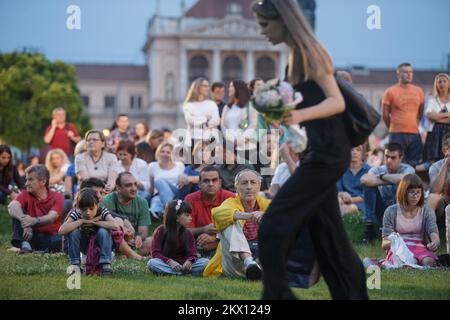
[75,0,442,134]
[143,0,289,129]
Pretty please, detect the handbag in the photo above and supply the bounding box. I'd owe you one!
[336,75,381,147]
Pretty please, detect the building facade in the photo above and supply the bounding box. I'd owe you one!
[74,0,445,136]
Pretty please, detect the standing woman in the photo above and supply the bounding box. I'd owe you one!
[253,0,368,299]
[75,130,118,194]
[221,80,258,152]
[183,78,220,148]
[424,73,450,162]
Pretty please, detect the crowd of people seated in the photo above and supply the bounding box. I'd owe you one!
[1,68,449,277]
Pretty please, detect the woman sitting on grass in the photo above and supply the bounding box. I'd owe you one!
[59,188,121,276]
[147,200,209,276]
[382,174,440,267]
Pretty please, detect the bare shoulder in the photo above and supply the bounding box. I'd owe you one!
[310,69,343,101]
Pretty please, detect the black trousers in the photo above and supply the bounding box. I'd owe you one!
[258,155,368,300]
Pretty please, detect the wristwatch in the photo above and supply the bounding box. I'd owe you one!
[35,218,41,225]
[379,173,386,181]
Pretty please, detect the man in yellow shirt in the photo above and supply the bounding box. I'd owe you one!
[203,169,270,280]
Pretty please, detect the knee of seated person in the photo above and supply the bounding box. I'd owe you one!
[68,229,81,239]
[96,228,110,237]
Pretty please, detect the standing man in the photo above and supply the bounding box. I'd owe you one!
[382,63,425,167]
[44,107,81,159]
[106,114,136,153]
[211,82,226,118]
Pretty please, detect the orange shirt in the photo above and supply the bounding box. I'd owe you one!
[382,84,424,134]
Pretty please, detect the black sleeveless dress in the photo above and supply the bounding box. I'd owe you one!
[258,79,368,300]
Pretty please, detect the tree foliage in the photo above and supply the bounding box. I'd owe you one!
[0,51,91,150]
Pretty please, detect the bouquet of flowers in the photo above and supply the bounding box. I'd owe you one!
[252,80,308,153]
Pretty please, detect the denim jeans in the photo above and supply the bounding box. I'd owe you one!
[154,179,179,207]
[389,133,423,167]
[11,218,62,252]
[67,228,112,265]
[362,186,395,225]
[147,258,210,276]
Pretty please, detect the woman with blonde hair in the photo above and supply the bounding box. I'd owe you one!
[45,148,70,192]
[183,78,220,148]
[148,142,185,218]
[253,0,368,299]
[424,73,450,162]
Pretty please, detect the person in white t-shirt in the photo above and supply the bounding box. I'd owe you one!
[183,78,220,148]
[149,142,185,218]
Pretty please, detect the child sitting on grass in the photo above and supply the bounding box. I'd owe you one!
[59,188,121,276]
[147,200,209,275]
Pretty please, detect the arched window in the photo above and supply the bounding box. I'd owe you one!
[165,73,175,102]
[256,56,276,81]
[222,55,243,83]
[188,55,209,84]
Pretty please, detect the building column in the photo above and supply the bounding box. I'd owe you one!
[279,50,288,80]
[179,47,188,101]
[212,49,221,83]
[246,50,254,82]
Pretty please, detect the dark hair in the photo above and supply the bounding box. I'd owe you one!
[161,200,193,258]
[115,171,134,188]
[385,142,403,157]
[116,140,136,158]
[26,164,50,188]
[252,0,279,19]
[79,177,105,190]
[135,121,149,138]
[249,78,263,95]
[199,165,222,182]
[211,82,225,91]
[75,188,100,211]
[396,174,424,208]
[229,80,251,108]
[397,63,412,70]
[0,145,14,186]
[117,114,128,119]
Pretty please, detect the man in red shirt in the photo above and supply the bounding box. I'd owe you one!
[185,166,234,256]
[44,107,81,158]
[8,165,64,253]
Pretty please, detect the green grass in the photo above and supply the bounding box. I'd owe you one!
[0,206,449,300]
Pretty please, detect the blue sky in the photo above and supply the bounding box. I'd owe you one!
[0,0,449,69]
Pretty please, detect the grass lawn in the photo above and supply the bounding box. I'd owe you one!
[0,205,449,300]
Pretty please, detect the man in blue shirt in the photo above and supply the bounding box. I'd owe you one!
[336,145,371,215]
[360,143,415,243]
[427,134,450,229]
